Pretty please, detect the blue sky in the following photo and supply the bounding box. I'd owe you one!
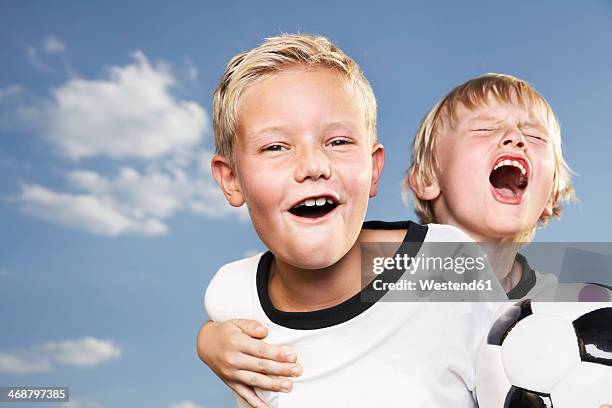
[1,1,611,407]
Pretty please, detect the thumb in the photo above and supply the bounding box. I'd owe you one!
[233,319,268,339]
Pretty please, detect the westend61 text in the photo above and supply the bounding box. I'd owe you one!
[373,279,494,292]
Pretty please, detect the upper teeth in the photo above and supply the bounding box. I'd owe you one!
[295,197,335,208]
[493,159,527,175]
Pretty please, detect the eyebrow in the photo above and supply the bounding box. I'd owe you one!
[247,121,359,139]
[245,125,290,143]
[323,121,360,132]
[518,120,548,133]
[466,115,548,133]
[466,115,504,125]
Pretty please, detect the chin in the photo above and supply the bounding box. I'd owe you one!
[488,222,530,242]
[465,214,522,241]
[283,245,347,270]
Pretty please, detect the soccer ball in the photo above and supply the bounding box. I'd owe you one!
[475,299,612,408]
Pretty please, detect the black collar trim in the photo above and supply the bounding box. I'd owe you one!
[256,221,428,330]
[507,253,537,299]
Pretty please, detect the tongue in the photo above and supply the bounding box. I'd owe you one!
[490,166,522,198]
[495,187,516,198]
[495,173,517,197]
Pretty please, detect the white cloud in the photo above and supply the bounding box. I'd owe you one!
[68,167,186,219]
[11,51,246,236]
[0,353,50,374]
[0,85,31,131]
[27,51,206,160]
[25,45,53,72]
[18,183,167,236]
[38,337,121,366]
[43,35,66,54]
[0,337,120,374]
[0,85,24,101]
[184,58,199,81]
[17,162,244,236]
[170,401,206,408]
[61,398,104,408]
[24,35,70,74]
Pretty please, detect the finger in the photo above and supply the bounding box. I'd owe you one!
[242,337,297,363]
[240,354,302,377]
[235,370,293,393]
[233,319,269,339]
[231,382,269,408]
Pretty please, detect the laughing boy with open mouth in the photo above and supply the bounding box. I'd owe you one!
[201,34,504,407]
[405,73,575,296]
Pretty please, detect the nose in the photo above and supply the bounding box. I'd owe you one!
[293,146,332,182]
[500,126,526,150]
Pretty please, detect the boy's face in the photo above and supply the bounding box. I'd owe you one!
[427,93,555,242]
[213,67,383,269]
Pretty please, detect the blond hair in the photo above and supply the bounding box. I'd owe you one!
[404,73,575,242]
[212,33,377,164]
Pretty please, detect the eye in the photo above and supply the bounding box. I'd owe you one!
[526,134,547,143]
[328,138,353,147]
[262,143,288,152]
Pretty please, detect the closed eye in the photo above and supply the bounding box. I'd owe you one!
[524,134,548,143]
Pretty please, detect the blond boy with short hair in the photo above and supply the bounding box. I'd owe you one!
[407,73,574,243]
[406,73,574,295]
[203,34,499,408]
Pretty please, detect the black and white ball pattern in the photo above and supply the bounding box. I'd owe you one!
[476,299,612,408]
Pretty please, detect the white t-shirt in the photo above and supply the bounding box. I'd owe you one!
[205,221,502,408]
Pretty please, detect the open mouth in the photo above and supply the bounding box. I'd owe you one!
[489,157,529,201]
[289,196,338,219]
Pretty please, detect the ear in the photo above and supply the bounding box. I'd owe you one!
[408,166,441,200]
[211,154,245,207]
[369,143,385,198]
[541,193,556,217]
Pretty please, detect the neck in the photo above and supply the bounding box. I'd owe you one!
[435,216,523,292]
[268,241,363,312]
[479,242,522,292]
[447,222,505,244]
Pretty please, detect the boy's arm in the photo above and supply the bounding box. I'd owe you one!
[196,319,301,408]
[201,260,302,407]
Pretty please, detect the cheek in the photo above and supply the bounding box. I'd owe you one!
[441,156,482,193]
[341,155,373,196]
[538,153,556,191]
[238,169,278,213]
[437,141,481,180]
